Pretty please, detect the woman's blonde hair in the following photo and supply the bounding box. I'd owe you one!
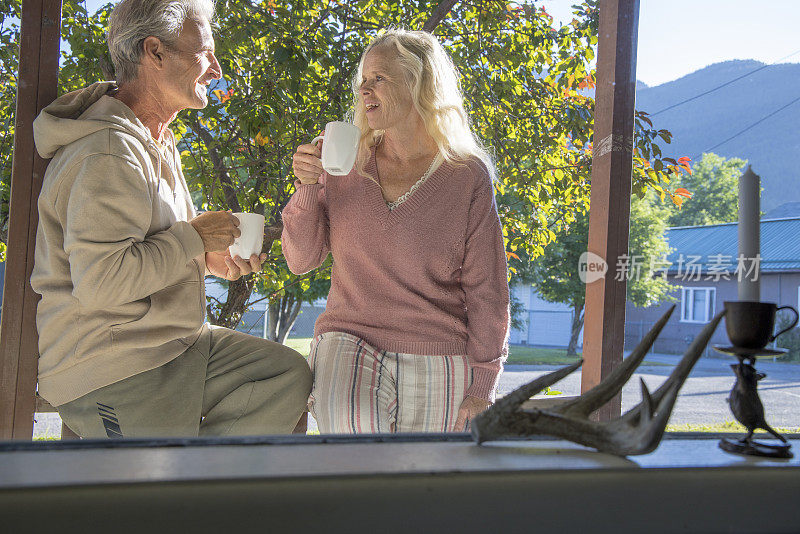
[349,28,495,180]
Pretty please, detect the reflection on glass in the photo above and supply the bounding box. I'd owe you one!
[693,290,707,322]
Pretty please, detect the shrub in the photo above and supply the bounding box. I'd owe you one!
[774,312,800,362]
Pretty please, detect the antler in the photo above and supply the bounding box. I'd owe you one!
[471,306,726,456]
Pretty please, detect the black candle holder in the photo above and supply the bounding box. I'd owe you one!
[714,349,794,455]
[713,300,797,459]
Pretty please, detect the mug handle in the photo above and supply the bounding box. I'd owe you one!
[771,305,799,341]
[311,134,324,146]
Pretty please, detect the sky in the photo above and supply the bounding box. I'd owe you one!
[80,0,800,88]
[542,0,800,87]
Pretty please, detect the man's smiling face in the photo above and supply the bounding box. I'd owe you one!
[161,17,222,111]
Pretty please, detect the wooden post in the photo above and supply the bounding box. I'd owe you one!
[581,0,640,421]
[0,0,62,440]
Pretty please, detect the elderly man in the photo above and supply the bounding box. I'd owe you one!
[30,0,311,438]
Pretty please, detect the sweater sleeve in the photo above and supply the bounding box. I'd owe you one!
[280,177,330,275]
[460,174,510,402]
[64,154,205,309]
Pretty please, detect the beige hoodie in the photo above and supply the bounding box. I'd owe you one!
[31,82,206,406]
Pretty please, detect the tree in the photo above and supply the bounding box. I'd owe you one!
[1,0,689,334]
[524,193,674,355]
[256,258,331,343]
[0,0,22,260]
[667,152,747,227]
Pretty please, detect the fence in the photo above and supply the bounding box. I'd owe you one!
[624,320,718,357]
[233,303,325,339]
[240,307,717,357]
[510,313,720,357]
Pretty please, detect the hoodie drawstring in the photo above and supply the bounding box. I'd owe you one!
[147,140,163,194]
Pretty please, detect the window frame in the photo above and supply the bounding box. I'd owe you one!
[680,287,717,323]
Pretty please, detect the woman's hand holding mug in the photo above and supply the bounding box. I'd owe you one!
[292,121,360,184]
[292,140,324,185]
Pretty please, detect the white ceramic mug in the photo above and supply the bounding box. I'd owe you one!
[228,212,265,259]
[312,121,360,176]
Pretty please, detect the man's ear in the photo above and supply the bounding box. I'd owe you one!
[141,36,166,70]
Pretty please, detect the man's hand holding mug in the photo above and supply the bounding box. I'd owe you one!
[191,211,267,281]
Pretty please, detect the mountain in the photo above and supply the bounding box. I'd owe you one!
[635,60,800,212]
[764,202,800,220]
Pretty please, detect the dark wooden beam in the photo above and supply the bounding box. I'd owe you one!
[0,0,62,440]
[581,0,640,421]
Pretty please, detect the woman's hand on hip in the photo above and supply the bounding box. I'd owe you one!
[454,396,492,431]
[293,142,324,185]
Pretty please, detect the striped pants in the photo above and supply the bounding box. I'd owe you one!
[308,332,472,434]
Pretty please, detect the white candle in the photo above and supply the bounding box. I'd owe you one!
[737,165,760,302]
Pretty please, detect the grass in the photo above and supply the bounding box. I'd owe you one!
[506,345,580,365]
[284,337,313,358]
[284,337,668,366]
[666,421,799,434]
[506,345,672,366]
[285,336,574,363]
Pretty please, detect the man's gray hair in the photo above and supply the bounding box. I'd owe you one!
[107,0,215,84]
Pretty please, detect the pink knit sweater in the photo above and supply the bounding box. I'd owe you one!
[281,150,509,401]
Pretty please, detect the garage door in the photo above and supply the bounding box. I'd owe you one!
[528,310,575,347]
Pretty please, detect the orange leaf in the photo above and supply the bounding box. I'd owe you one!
[674,187,692,198]
[506,251,520,261]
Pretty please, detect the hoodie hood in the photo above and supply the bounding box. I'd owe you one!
[33,81,153,159]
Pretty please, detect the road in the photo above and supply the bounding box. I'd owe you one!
[499,354,800,428]
[32,354,800,438]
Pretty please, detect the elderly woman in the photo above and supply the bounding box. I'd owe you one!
[30,0,310,438]
[283,29,509,433]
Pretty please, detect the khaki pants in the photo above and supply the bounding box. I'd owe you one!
[57,325,312,438]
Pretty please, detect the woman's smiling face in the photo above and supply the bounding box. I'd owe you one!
[359,47,415,132]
